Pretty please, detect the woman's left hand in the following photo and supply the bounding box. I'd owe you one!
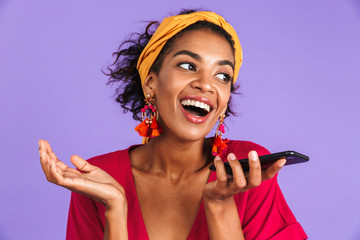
[202,151,286,203]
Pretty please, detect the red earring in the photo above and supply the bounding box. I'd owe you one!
[211,114,229,156]
[135,94,162,140]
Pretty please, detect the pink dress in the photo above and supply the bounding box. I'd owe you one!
[66,140,308,239]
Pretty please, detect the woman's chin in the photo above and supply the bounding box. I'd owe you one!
[159,128,211,144]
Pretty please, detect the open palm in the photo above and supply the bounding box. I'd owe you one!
[39,140,126,208]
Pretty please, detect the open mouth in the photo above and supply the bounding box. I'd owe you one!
[180,99,211,117]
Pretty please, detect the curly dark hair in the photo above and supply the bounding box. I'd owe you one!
[104,9,239,121]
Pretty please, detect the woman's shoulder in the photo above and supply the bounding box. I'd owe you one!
[84,145,142,185]
[85,145,138,173]
[225,140,271,158]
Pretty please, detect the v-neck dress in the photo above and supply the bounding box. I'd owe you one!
[66,140,307,240]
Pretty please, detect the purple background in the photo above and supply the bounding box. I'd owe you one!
[1,0,359,239]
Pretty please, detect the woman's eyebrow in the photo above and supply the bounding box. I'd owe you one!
[218,60,234,70]
[173,50,234,70]
[173,50,200,60]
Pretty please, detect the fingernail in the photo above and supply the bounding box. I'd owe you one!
[228,153,236,161]
[278,160,286,167]
[250,151,258,161]
[214,156,221,161]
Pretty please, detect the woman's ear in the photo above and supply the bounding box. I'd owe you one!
[142,72,157,96]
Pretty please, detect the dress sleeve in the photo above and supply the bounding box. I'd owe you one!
[241,175,308,240]
[66,191,104,240]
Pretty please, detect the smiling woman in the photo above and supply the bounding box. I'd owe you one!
[39,9,308,240]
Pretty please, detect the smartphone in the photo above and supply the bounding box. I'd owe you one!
[209,151,309,175]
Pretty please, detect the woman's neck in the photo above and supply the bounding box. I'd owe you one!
[131,134,213,182]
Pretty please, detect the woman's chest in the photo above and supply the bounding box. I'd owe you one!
[132,171,209,240]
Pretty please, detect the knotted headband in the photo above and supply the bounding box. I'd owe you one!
[136,11,243,86]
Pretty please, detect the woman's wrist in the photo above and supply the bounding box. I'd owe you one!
[203,196,236,215]
[105,192,127,211]
[104,197,128,226]
[105,203,127,219]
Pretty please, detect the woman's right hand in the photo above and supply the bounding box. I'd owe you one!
[38,139,126,210]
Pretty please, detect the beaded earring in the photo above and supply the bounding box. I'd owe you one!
[211,114,229,156]
[135,94,162,142]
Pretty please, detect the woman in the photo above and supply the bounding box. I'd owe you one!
[39,9,307,240]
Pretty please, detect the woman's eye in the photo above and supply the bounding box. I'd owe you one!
[179,63,196,71]
[216,73,232,82]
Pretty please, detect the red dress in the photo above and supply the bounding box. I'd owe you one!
[66,140,308,239]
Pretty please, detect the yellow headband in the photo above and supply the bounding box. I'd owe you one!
[136,11,243,86]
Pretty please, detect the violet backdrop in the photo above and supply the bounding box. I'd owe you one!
[1,0,359,239]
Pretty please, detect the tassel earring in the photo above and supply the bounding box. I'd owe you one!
[211,114,229,156]
[135,94,162,142]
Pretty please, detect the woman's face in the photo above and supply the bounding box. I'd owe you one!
[150,29,234,142]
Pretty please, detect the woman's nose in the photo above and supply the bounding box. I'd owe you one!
[190,72,215,93]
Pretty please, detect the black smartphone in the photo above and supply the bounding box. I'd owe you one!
[209,151,309,175]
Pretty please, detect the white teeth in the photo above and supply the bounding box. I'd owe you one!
[180,99,211,112]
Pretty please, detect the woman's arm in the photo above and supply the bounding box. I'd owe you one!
[203,151,286,240]
[39,140,129,240]
[204,197,244,240]
[104,201,128,240]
